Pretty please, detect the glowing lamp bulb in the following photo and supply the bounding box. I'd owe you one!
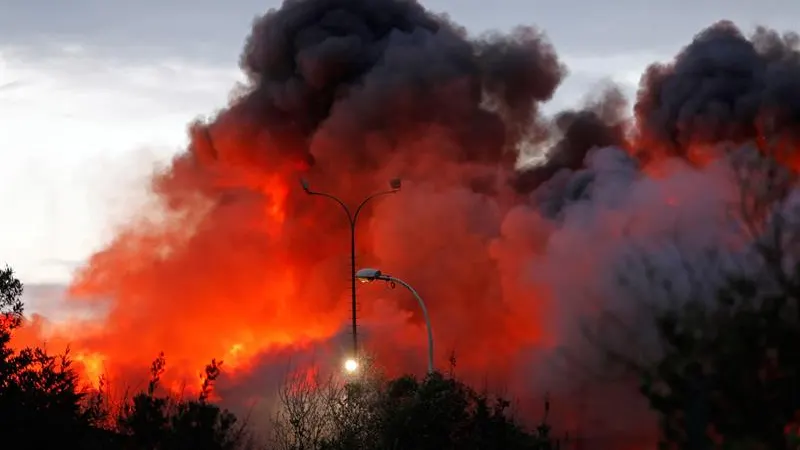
[344,358,359,373]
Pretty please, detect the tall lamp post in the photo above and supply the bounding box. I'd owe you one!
[300,178,401,371]
[355,268,434,374]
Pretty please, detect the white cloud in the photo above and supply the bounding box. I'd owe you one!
[0,44,242,285]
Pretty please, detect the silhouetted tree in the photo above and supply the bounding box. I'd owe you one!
[607,150,800,449]
[164,359,249,450]
[0,265,105,449]
[369,372,555,450]
[116,352,171,448]
[117,353,253,450]
[0,266,254,449]
[634,267,800,449]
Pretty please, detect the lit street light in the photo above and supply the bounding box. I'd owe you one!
[343,358,359,374]
[300,178,401,365]
[355,268,434,374]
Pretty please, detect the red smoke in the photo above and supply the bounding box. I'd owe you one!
[13,4,800,446]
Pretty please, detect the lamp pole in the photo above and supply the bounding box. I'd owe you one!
[300,178,401,362]
[355,268,434,374]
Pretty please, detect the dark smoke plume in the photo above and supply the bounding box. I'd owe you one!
[57,0,575,402]
[220,0,565,176]
[635,20,800,159]
[513,85,628,194]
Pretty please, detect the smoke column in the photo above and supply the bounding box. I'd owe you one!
[13,3,800,444]
[42,0,566,383]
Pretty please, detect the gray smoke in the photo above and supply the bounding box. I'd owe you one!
[513,85,628,194]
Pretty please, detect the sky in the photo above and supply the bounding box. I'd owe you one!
[1,0,799,314]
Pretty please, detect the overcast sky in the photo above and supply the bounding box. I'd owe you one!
[1,0,799,300]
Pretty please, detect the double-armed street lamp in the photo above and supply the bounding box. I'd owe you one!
[299,177,401,374]
[355,268,434,375]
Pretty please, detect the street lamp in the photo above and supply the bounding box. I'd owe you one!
[343,357,359,374]
[300,178,401,363]
[355,268,434,374]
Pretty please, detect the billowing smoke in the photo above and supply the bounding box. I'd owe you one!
[513,85,628,194]
[224,0,563,173]
[635,20,800,161]
[14,2,800,444]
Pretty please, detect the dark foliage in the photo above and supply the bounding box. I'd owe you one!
[0,265,252,450]
[271,358,564,450]
[109,353,251,450]
[639,270,800,449]
[0,265,102,449]
[368,372,556,450]
[636,154,800,449]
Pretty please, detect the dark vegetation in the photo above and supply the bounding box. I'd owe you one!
[642,155,800,450]
[0,265,253,450]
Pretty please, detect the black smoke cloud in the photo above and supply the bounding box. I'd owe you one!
[221,0,565,176]
[517,19,800,199]
[513,85,628,194]
[635,20,800,157]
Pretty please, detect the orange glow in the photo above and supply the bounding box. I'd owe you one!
[11,122,559,398]
[11,136,351,390]
[74,352,105,389]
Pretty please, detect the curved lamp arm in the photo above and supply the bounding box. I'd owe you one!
[304,190,354,226]
[380,275,434,374]
[353,189,399,224]
[299,178,401,226]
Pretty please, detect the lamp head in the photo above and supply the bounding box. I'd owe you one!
[389,178,401,190]
[344,358,359,373]
[355,268,383,283]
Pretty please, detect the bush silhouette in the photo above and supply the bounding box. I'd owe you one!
[116,354,250,450]
[0,265,102,449]
[0,265,252,450]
